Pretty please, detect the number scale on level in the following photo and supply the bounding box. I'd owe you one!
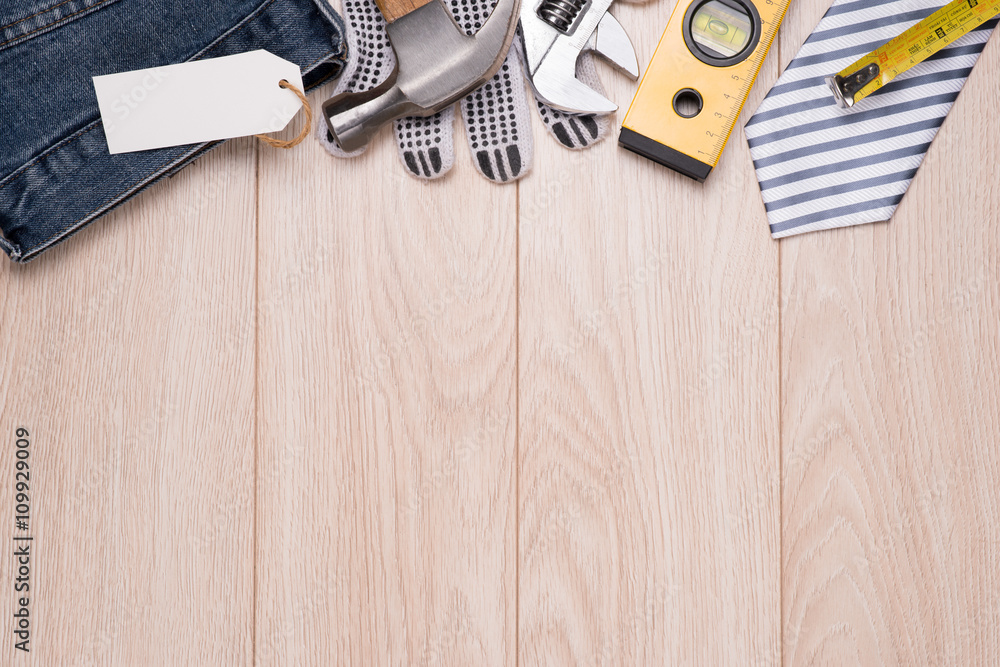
[620,0,793,182]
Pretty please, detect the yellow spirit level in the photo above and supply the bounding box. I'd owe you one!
[619,0,791,182]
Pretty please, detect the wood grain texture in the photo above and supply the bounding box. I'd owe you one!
[779,2,1000,664]
[515,0,781,664]
[0,140,256,665]
[254,85,517,665]
[2,0,1000,663]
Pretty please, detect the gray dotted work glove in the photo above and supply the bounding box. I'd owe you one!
[318,0,639,183]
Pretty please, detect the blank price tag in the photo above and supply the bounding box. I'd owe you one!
[93,50,304,154]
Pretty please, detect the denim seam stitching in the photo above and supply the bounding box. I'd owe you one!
[20,151,194,262]
[0,120,101,190]
[0,44,340,192]
[20,49,341,260]
[0,0,76,31]
[0,0,295,190]
[309,0,348,60]
[0,0,117,49]
[195,0,281,60]
[0,233,16,259]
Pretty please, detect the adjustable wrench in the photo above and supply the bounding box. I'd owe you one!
[520,0,640,114]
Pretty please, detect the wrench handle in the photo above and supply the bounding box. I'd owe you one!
[376,0,434,22]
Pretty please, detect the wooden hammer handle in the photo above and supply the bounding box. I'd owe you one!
[376,0,435,22]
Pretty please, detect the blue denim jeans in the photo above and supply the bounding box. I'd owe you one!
[0,0,346,262]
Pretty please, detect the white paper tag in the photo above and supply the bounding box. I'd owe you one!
[93,50,304,154]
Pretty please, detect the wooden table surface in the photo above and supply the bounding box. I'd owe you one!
[2,0,998,664]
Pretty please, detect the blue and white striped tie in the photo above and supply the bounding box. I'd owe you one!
[744,0,998,238]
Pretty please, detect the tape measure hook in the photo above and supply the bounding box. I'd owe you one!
[826,63,880,109]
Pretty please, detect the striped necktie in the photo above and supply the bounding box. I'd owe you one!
[744,0,998,238]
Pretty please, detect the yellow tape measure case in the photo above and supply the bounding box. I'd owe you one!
[620,0,790,181]
[828,0,1000,108]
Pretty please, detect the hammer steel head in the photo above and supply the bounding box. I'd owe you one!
[521,0,639,115]
[324,0,520,152]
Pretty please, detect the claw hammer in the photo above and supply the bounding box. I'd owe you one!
[323,0,521,152]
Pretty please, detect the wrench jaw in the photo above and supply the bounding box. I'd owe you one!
[528,50,618,114]
[588,11,639,79]
[520,0,638,115]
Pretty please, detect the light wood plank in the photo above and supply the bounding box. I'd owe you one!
[254,86,518,665]
[779,2,1000,663]
[516,0,782,663]
[0,140,256,665]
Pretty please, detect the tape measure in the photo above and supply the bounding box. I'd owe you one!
[619,0,791,182]
[828,0,1000,108]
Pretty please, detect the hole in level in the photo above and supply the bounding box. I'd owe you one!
[673,89,703,118]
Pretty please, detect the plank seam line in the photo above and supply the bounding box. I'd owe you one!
[775,65,784,665]
[514,174,521,667]
[252,137,260,667]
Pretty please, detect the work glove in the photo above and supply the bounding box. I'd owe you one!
[318,0,641,183]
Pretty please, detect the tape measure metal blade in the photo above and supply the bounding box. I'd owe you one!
[620,0,791,181]
[828,0,1000,109]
